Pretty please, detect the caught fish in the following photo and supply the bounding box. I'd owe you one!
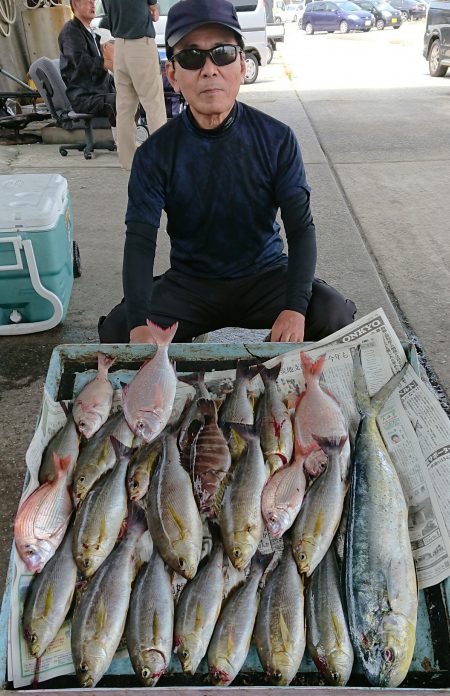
[72,413,133,503]
[219,361,262,460]
[261,441,309,538]
[123,321,178,443]
[257,363,293,474]
[174,541,225,674]
[294,353,349,479]
[254,542,305,685]
[208,551,271,686]
[14,453,73,573]
[73,353,116,439]
[178,372,211,453]
[292,434,348,577]
[127,437,163,502]
[306,544,353,686]
[23,526,77,658]
[344,350,416,688]
[71,503,146,688]
[38,414,80,484]
[73,436,132,577]
[191,399,231,517]
[146,421,203,579]
[218,421,267,570]
[126,549,174,687]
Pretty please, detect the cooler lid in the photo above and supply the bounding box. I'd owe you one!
[0,174,68,232]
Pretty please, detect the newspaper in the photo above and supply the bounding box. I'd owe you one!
[8,308,450,686]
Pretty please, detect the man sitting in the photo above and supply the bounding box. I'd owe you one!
[58,0,116,128]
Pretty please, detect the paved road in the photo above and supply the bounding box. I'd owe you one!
[0,19,449,602]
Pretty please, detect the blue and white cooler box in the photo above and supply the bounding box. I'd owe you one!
[0,173,75,335]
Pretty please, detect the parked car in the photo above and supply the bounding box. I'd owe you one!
[388,0,426,20]
[353,0,402,27]
[285,2,301,19]
[301,0,373,32]
[423,0,450,77]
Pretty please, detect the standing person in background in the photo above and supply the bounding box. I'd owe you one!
[101,0,167,170]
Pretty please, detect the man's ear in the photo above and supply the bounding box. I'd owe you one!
[165,60,180,93]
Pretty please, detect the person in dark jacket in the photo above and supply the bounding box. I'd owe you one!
[58,0,116,125]
[98,0,357,344]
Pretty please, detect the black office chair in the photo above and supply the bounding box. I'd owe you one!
[28,56,116,160]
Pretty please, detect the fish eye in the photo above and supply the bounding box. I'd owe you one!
[270,515,277,523]
[232,547,241,558]
[331,671,340,682]
[26,550,34,557]
[31,633,38,644]
[83,559,90,568]
[79,476,85,483]
[80,663,89,673]
[182,649,189,659]
[273,671,282,682]
[130,480,139,490]
[178,558,186,570]
[383,647,395,663]
[141,667,151,679]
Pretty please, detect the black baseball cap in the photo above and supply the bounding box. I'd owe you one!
[165,0,244,48]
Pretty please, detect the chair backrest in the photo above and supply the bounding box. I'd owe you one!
[28,57,72,122]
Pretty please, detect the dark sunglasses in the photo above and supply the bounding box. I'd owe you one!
[171,44,242,70]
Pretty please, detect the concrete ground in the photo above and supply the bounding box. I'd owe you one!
[0,20,448,600]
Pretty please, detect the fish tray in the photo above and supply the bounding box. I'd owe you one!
[0,343,449,695]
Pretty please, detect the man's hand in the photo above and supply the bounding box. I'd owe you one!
[130,325,154,343]
[102,41,115,72]
[150,3,159,21]
[270,310,305,343]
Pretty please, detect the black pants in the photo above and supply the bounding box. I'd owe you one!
[98,266,357,343]
[72,93,117,127]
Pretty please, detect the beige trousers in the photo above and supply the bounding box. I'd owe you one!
[114,37,167,170]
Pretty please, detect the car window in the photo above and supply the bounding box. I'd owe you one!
[325,2,337,8]
[335,0,365,8]
[359,2,373,8]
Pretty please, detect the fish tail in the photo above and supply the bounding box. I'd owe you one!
[260,362,282,385]
[110,435,136,461]
[197,398,216,422]
[229,418,261,441]
[52,451,72,474]
[353,346,408,417]
[301,352,326,380]
[178,371,203,387]
[370,363,409,416]
[145,320,178,346]
[252,550,274,575]
[236,360,263,382]
[311,433,348,455]
[97,352,116,378]
[126,500,147,534]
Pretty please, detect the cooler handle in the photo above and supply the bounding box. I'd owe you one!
[0,238,64,336]
[0,236,24,272]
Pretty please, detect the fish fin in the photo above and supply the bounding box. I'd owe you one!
[95,596,108,636]
[212,474,229,516]
[330,610,344,649]
[110,434,135,461]
[311,434,348,455]
[168,505,189,540]
[279,610,292,652]
[152,609,160,643]
[226,624,235,660]
[99,512,109,545]
[301,352,326,379]
[196,398,217,423]
[97,352,116,379]
[43,585,54,617]
[260,362,282,385]
[121,382,128,400]
[145,320,178,346]
[294,438,317,459]
[194,601,204,632]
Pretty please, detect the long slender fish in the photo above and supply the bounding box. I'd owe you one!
[208,552,271,686]
[219,361,262,460]
[344,350,417,687]
[191,399,231,517]
[123,321,178,443]
[178,372,211,454]
[23,526,77,658]
[71,504,146,688]
[292,433,348,576]
[14,453,73,573]
[72,437,131,577]
[73,352,116,439]
[174,542,225,674]
[146,423,203,579]
[127,437,163,502]
[306,544,354,686]
[257,363,293,474]
[126,549,174,687]
[254,542,305,686]
[219,421,267,570]
[38,414,80,484]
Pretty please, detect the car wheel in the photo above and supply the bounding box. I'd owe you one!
[274,16,282,23]
[73,240,82,278]
[267,42,274,64]
[244,52,258,84]
[376,18,385,29]
[429,39,448,77]
[293,13,297,21]
[340,20,350,32]
[327,30,335,32]
[400,10,408,20]
[305,21,314,34]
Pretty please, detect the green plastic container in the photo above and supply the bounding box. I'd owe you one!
[0,173,74,335]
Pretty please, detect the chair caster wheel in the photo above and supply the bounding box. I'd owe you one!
[60,148,68,157]
[73,240,82,278]
[84,151,93,160]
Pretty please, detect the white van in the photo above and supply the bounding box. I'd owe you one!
[154,0,269,84]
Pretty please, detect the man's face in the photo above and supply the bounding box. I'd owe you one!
[73,0,96,23]
[166,24,245,127]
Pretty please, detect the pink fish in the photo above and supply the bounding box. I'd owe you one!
[73,352,115,439]
[294,353,348,478]
[123,321,178,443]
[14,453,73,573]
